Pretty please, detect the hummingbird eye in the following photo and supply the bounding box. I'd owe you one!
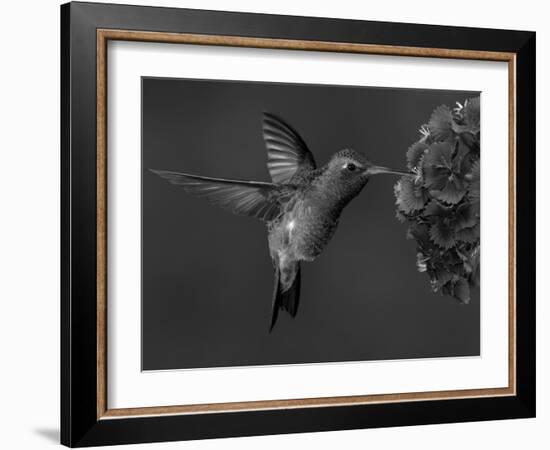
[346,163,357,172]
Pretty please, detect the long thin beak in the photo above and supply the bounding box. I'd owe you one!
[366,165,412,176]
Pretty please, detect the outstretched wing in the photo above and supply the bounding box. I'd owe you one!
[262,112,316,184]
[151,169,292,221]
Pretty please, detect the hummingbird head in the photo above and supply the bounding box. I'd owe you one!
[323,149,410,202]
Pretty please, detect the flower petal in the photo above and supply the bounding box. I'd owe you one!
[423,142,454,169]
[452,278,471,304]
[428,105,455,141]
[406,141,429,169]
[429,221,456,249]
[463,97,480,133]
[395,177,428,213]
[455,203,478,229]
[456,224,480,243]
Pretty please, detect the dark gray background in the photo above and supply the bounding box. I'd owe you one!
[142,77,480,370]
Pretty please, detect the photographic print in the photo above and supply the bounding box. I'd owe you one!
[62,5,535,445]
[142,78,481,371]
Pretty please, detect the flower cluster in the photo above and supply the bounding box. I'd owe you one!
[394,97,480,303]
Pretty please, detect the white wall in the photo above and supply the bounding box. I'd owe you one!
[0,0,545,448]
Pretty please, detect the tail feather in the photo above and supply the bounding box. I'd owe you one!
[269,262,301,332]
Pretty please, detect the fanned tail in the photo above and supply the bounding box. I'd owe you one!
[269,260,301,332]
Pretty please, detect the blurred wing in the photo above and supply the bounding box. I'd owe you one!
[263,112,316,183]
[151,169,290,221]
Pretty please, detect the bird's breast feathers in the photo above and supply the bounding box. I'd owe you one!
[269,200,340,262]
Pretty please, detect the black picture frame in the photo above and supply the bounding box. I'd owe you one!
[61,2,535,447]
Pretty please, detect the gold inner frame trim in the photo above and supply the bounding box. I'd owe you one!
[96,28,517,420]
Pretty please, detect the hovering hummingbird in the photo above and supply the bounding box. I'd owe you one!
[151,112,410,331]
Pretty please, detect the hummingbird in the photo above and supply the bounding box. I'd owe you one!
[151,112,410,331]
